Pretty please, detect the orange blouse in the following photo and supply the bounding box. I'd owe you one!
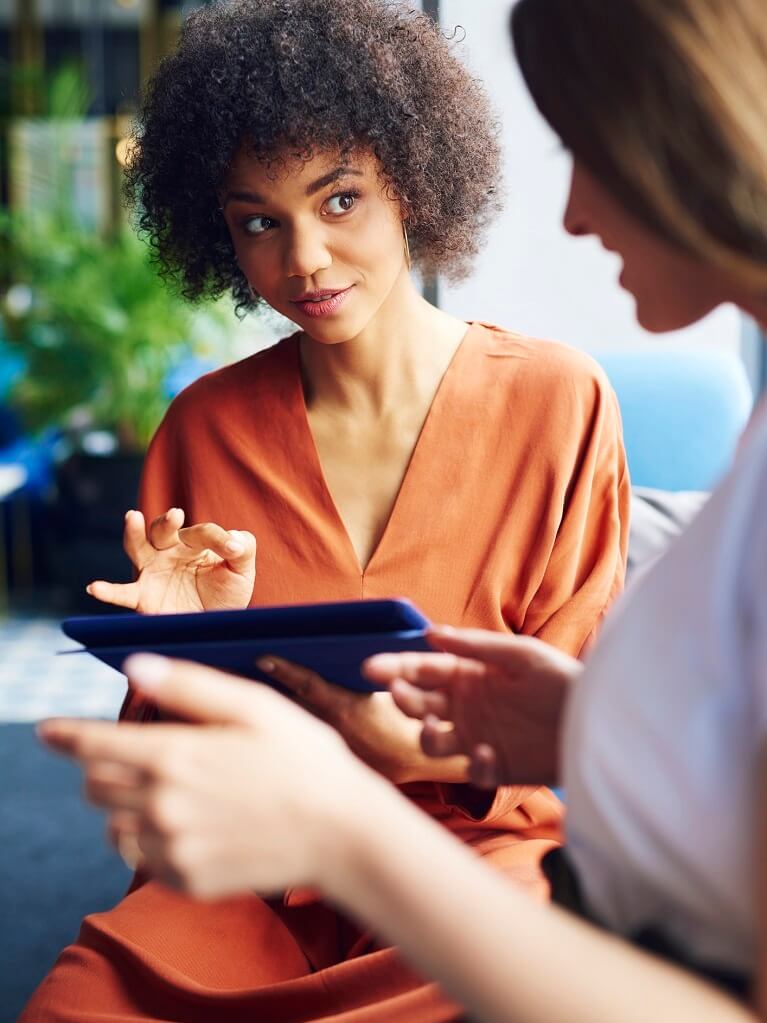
[23,323,630,1023]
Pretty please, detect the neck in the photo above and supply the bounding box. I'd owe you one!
[299,270,466,415]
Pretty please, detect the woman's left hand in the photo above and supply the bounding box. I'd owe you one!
[37,655,373,900]
[258,656,469,786]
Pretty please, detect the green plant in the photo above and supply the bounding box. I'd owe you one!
[0,59,237,452]
[0,211,228,450]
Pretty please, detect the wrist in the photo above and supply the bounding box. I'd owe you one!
[314,765,411,905]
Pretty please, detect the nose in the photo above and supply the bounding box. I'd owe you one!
[562,163,591,238]
[283,222,332,278]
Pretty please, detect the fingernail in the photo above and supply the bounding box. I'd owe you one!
[225,540,244,555]
[125,509,135,520]
[257,657,276,673]
[431,624,454,634]
[124,653,171,690]
[85,584,93,595]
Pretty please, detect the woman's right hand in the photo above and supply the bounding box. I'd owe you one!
[87,508,257,614]
[364,628,582,789]
[37,655,378,900]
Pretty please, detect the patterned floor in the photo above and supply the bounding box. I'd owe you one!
[0,615,126,721]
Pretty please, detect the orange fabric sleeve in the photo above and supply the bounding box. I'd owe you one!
[522,375,630,655]
[437,372,630,821]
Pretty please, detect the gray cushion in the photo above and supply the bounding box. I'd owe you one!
[628,486,708,576]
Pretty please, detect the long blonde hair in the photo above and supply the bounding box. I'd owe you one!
[512,0,767,290]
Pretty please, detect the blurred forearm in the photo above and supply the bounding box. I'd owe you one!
[322,776,754,1023]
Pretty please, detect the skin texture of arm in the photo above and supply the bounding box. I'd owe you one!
[328,785,755,1023]
[38,657,759,1023]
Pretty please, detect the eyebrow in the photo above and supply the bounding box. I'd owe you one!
[223,166,364,207]
[305,166,364,196]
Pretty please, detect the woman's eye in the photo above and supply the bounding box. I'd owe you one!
[325,193,357,215]
[243,216,275,235]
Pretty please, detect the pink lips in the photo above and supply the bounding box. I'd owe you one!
[290,286,354,319]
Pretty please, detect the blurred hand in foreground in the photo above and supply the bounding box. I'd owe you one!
[37,656,376,899]
[87,507,257,613]
[364,627,582,789]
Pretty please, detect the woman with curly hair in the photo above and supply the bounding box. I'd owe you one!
[21,1,628,1020]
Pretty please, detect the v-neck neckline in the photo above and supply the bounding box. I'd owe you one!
[289,324,475,577]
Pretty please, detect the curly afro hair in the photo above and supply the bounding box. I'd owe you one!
[124,0,502,312]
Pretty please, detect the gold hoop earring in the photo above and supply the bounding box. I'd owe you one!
[403,224,412,271]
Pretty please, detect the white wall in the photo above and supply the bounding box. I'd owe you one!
[437,0,743,355]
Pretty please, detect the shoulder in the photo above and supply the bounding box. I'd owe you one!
[467,321,614,407]
[159,333,300,434]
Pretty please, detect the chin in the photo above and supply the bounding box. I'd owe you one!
[635,309,692,333]
[299,318,365,345]
[633,296,716,334]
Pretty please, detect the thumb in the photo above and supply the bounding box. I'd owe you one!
[123,654,278,727]
[86,579,141,610]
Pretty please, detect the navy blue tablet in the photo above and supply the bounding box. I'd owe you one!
[62,598,431,693]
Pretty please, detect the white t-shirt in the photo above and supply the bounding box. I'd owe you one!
[563,396,767,974]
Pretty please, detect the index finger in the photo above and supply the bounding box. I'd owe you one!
[122,654,285,727]
[37,718,169,769]
[427,626,571,672]
[362,650,487,690]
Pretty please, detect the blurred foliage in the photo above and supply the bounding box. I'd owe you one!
[0,65,246,453]
[0,67,246,452]
[47,63,92,120]
[0,57,92,120]
[0,210,229,451]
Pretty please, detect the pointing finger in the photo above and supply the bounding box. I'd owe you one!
[364,650,487,690]
[123,654,286,728]
[428,626,577,675]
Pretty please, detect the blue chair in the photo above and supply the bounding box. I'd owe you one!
[595,347,753,492]
[0,348,58,601]
[0,346,57,499]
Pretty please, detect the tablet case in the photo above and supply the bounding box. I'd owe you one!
[62,598,432,693]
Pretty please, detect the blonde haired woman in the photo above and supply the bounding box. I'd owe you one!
[37,0,767,1020]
